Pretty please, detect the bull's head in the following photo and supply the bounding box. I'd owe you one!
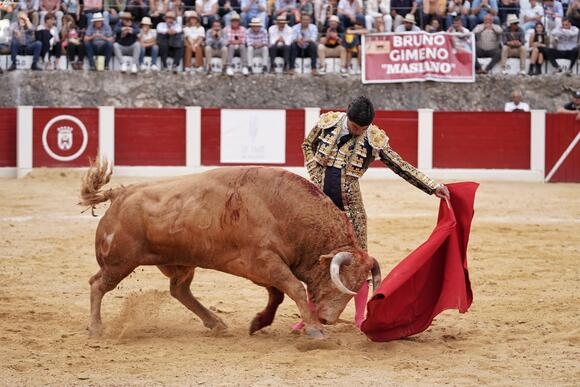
[309,250,381,325]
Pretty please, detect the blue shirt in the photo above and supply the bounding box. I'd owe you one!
[291,23,318,46]
[241,0,266,17]
[86,22,113,44]
[471,0,498,20]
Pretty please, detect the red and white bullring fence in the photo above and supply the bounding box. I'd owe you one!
[0,107,578,182]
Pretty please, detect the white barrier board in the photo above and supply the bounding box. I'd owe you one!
[220,109,286,164]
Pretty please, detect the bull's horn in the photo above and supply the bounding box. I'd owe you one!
[371,258,382,293]
[330,252,357,296]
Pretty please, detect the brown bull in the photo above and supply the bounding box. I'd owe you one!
[80,160,381,338]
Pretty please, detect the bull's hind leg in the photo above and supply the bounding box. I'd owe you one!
[88,265,136,336]
[249,286,284,335]
[158,265,227,332]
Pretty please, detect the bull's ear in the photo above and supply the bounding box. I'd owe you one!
[318,254,334,268]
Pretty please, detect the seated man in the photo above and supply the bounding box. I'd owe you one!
[224,12,248,75]
[318,15,346,74]
[268,14,292,73]
[84,12,113,70]
[504,90,530,112]
[557,90,580,120]
[500,14,526,75]
[289,12,318,75]
[394,13,420,32]
[473,13,502,73]
[246,17,268,73]
[113,12,140,73]
[8,11,42,71]
[468,0,499,29]
[522,0,544,31]
[156,11,184,72]
[390,0,417,30]
[337,0,364,29]
[204,18,228,73]
[542,0,563,31]
[544,17,579,74]
[36,12,61,70]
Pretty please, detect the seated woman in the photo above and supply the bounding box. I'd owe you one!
[61,14,85,69]
[528,22,549,76]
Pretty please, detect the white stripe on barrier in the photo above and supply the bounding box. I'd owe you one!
[98,106,115,165]
[530,110,546,175]
[16,106,33,178]
[544,131,580,182]
[304,107,321,138]
[417,109,433,170]
[186,106,201,167]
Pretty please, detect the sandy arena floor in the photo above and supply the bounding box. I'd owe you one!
[0,170,578,386]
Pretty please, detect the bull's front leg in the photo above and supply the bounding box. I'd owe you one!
[269,267,325,339]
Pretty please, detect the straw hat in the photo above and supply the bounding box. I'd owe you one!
[92,12,104,22]
[231,12,241,21]
[507,14,519,25]
[275,15,288,23]
[119,11,133,19]
[184,10,200,20]
[249,17,262,27]
[329,15,340,24]
[140,16,152,25]
[403,13,416,24]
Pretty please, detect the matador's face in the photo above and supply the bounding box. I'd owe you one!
[347,119,369,137]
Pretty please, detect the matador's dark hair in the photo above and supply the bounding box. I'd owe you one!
[347,96,375,126]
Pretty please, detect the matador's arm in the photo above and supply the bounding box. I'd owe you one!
[302,123,322,176]
[368,125,440,195]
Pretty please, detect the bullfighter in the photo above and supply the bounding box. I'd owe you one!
[301,96,450,327]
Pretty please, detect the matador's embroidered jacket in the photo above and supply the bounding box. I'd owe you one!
[302,111,440,250]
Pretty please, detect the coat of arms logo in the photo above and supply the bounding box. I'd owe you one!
[57,126,73,151]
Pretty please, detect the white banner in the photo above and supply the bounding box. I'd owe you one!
[220,109,286,164]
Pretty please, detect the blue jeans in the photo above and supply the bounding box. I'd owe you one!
[11,40,42,65]
[339,14,366,29]
[140,45,159,65]
[85,40,113,67]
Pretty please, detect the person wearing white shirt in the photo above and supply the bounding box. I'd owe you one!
[504,90,530,112]
[544,17,579,73]
[183,10,205,72]
[268,15,293,72]
[365,0,392,32]
[522,0,544,30]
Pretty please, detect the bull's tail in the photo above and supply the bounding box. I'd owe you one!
[79,158,118,214]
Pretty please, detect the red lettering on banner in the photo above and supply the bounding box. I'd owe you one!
[363,32,475,83]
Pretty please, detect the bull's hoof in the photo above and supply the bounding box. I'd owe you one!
[249,313,273,335]
[208,321,228,336]
[304,326,325,340]
[87,323,103,338]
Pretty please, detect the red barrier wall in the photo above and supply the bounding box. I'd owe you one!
[0,108,17,167]
[33,108,99,167]
[320,109,419,168]
[433,112,531,169]
[115,108,186,166]
[545,113,580,182]
[200,108,305,166]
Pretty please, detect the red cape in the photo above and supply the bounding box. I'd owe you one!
[361,182,478,342]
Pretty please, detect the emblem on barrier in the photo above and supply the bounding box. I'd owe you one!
[42,115,88,162]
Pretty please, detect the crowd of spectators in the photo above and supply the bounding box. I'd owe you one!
[0,0,578,74]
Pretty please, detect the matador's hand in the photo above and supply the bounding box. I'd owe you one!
[434,184,450,201]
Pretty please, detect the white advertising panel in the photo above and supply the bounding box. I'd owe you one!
[220,109,286,164]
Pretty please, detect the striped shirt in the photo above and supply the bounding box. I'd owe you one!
[246,27,268,46]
